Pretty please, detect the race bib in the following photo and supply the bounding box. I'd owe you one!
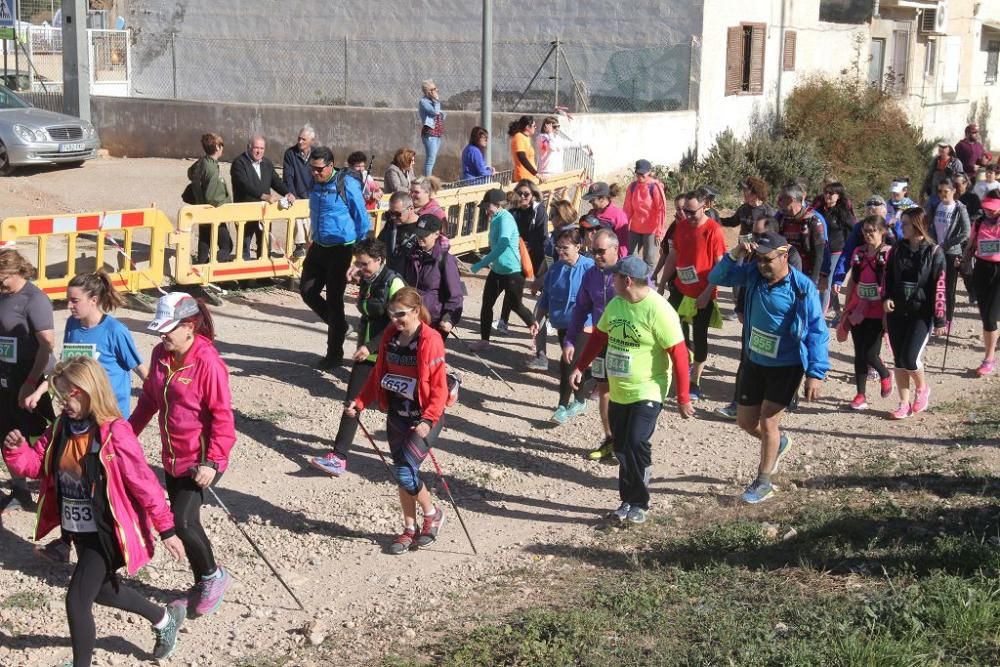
[606,349,632,378]
[749,327,780,359]
[61,343,98,361]
[857,282,880,301]
[901,281,918,301]
[677,266,699,285]
[0,336,16,364]
[381,373,417,400]
[591,357,606,380]
[978,238,1000,257]
[61,498,97,533]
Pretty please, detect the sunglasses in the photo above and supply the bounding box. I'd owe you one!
[592,247,612,255]
[310,164,330,173]
[516,190,533,198]
[681,208,702,216]
[555,245,576,251]
[389,308,413,319]
[755,252,787,264]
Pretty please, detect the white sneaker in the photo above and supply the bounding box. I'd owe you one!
[492,319,509,334]
[610,502,630,522]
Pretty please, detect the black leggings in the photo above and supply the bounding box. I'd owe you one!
[556,329,588,407]
[165,473,219,581]
[850,318,890,394]
[973,260,1000,332]
[333,360,375,454]
[480,271,534,341]
[668,289,711,363]
[68,535,163,667]
[886,313,931,371]
[945,258,960,322]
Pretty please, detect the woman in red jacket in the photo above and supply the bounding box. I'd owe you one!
[346,287,449,555]
[130,292,236,618]
[3,356,186,666]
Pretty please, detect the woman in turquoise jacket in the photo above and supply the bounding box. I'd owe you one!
[470,189,535,350]
[531,228,595,423]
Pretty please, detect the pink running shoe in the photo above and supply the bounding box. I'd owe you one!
[976,358,996,377]
[879,375,893,399]
[849,394,868,410]
[911,387,930,414]
[192,567,232,618]
[889,402,912,420]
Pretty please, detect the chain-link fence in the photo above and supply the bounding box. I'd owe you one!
[130,35,700,114]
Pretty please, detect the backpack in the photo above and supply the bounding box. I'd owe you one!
[181,183,196,205]
[849,245,890,286]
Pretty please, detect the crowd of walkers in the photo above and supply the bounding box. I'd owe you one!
[3,115,1000,664]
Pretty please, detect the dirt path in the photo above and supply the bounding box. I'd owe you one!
[0,160,997,666]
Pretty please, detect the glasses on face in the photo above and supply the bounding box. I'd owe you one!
[756,252,787,265]
[555,245,576,252]
[681,207,702,216]
[389,308,413,319]
[862,227,881,236]
[592,247,612,256]
[551,124,560,129]
[516,190,532,198]
[310,163,330,173]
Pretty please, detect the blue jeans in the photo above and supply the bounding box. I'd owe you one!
[422,134,441,177]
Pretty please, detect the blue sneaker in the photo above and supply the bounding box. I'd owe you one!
[565,399,588,418]
[715,402,738,419]
[689,384,702,401]
[741,479,776,504]
[152,601,186,660]
[550,406,569,424]
[772,433,792,474]
[309,452,347,477]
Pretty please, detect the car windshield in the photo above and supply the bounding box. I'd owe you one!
[0,85,31,110]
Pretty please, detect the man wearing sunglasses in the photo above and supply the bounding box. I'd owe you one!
[709,231,828,504]
[302,146,371,370]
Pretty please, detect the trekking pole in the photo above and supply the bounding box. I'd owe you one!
[356,417,401,483]
[199,482,306,611]
[449,330,516,392]
[425,447,479,555]
[941,321,952,371]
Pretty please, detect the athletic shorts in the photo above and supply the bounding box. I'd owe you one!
[590,343,609,385]
[736,359,803,408]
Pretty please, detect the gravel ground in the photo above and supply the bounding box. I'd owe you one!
[0,159,997,666]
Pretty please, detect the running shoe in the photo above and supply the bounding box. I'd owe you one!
[911,386,930,414]
[889,402,912,420]
[715,402,738,419]
[741,479,776,504]
[976,358,996,377]
[152,601,186,660]
[523,354,548,371]
[880,375,893,398]
[772,433,792,474]
[626,506,648,525]
[468,340,490,352]
[309,452,347,477]
[389,528,417,555]
[586,436,614,463]
[551,406,570,424]
[291,244,307,259]
[416,505,445,547]
[565,399,589,418]
[689,384,702,401]
[609,502,630,522]
[849,394,868,411]
[192,567,232,618]
[492,319,509,335]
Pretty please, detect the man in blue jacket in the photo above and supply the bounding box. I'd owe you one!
[709,232,829,504]
[283,124,316,258]
[302,146,371,370]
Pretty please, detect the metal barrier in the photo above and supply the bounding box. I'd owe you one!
[172,200,306,287]
[0,209,172,300]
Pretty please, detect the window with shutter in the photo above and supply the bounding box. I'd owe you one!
[725,26,743,96]
[748,24,766,94]
[725,23,767,96]
[783,31,797,71]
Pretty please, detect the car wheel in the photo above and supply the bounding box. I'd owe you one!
[0,142,14,176]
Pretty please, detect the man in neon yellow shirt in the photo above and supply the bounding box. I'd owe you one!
[570,255,694,524]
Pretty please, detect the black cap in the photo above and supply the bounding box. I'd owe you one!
[480,188,507,207]
[634,159,651,175]
[753,231,790,254]
[414,214,442,237]
[582,182,610,200]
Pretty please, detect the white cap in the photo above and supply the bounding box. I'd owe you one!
[890,181,907,194]
[148,292,200,333]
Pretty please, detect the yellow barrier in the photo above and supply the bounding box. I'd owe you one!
[172,199,308,286]
[0,208,172,300]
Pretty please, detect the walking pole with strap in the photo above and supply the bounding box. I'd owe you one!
[941,320,952,371]
[355,417,400,483]
[449,330,516,392]
[194,476,305,611]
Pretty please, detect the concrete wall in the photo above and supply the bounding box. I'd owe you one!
[89,97,697,178]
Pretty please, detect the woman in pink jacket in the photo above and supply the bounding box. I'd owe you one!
[130,292,236,619]
[3,356,186,666]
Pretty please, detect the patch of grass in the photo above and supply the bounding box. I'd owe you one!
[2,591,46,610]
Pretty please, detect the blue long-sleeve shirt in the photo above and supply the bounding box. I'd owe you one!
[461,144,493,181]
[538,255,595,330]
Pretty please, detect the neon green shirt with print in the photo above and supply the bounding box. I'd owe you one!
[597,291,685,404]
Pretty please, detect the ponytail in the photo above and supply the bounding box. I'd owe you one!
[68,270,126,312]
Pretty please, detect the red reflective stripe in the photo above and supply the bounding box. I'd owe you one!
[212,263,290,277]
[43,278,126,295]
[28,219,54,235]
[76,215,101,231]
[121,211,145,227]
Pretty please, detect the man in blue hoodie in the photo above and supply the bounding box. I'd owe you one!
[302,146,371,370]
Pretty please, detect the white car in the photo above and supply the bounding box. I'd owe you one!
[0,85,100,175]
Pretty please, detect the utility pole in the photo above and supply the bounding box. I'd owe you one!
[480,0,492,165]
[62,0,89,119]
